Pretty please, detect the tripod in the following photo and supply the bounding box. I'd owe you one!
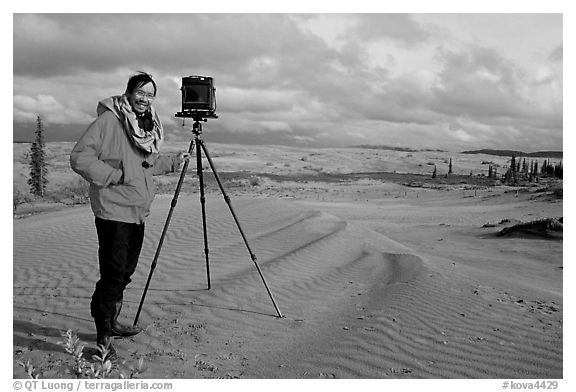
[133,118,283,325]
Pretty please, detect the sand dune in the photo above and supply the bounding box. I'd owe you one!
[13,187,562,379]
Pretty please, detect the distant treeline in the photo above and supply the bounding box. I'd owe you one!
[352,145,446,153]
[461,149,563,158]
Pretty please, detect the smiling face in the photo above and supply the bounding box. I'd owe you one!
[126,82,156,114]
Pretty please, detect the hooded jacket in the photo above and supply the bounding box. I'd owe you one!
[70,98,178,224]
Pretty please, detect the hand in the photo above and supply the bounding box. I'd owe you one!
[173,151,191,172]
[177,151,191,162]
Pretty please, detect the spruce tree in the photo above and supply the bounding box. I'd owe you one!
[448,158,453,175]
[522,158,527,173]
[555,162,563,178]
[509,155,516,184]
[28,115,48,197]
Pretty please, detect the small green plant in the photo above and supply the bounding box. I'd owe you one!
[124,357,146,379]
[16,359,40,379]
[57,329,146,379]
[60,329,87,377]
[89,344,114,379]
[58,328,112,378]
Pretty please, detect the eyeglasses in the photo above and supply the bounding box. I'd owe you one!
[134,90,156,101]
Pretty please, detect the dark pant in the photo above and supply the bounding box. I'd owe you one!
[90,217,145,320]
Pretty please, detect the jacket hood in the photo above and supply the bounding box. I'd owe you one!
[97,96,125,118]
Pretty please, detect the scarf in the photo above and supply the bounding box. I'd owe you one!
[97,95,164,154]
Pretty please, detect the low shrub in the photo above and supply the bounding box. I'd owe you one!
[17,329,146,379]
[249,175,262,187]
[13,188,35,212]
[46,178,90,205]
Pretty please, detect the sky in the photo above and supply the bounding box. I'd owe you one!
[12,11,563,152]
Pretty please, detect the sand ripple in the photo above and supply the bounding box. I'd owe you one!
[13,196,562,379]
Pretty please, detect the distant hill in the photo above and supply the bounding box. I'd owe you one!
[352,145,446,153]
[461,149,563,159]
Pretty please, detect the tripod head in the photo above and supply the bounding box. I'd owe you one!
[192,119,204,136]
[175,112,218,136]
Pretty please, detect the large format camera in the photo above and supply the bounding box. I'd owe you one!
[175,75,218,119]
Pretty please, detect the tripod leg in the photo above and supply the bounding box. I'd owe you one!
[133,138,195,326]
[198,140,283,318]
[196,138,211,290]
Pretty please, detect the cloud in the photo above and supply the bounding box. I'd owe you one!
[220,88,299,114]
[13,94,92,124]
[548,45,563,62]
[345,14,431,45]
[12,14,563,151]
[431,45,546,120]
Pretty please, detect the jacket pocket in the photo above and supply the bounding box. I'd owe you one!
[100,183,148,208]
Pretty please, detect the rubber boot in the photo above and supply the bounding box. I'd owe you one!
[110,299,142,338]
[95,317,118,362]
